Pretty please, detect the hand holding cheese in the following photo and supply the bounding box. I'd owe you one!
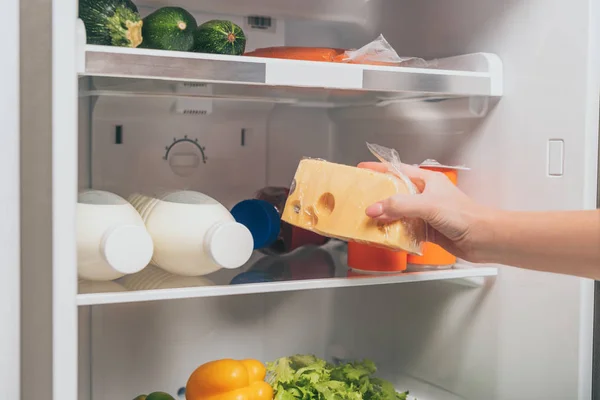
[362,161,600,280]
[281,158,426,254]
[362,161,481,261]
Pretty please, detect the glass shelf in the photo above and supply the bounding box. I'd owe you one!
[77,241,498,306]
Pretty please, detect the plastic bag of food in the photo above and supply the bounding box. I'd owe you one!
[244,47,346,62]
[337,34,428,66]
[280,143,426,255]
[244,35,428,67]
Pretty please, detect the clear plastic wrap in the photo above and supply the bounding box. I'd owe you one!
[244,34,428,67]
[339,34,428,67]
[281,143,427,255]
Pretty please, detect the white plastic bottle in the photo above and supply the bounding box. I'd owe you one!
[77,190,154,281]
[129,191,254,276]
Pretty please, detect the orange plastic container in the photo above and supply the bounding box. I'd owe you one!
[344,163,410,274]
[347,241,407,273]
[406,160,469,271]
[346,269,404,279]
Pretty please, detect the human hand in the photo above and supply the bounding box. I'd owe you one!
[359,162,491,261]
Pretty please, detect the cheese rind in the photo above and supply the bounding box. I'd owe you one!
[281,159,426,254]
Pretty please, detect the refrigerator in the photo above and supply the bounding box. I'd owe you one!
[5,0,600,399]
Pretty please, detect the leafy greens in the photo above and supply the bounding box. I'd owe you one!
[266,354,411,400]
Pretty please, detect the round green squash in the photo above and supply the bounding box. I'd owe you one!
[193,20,246,55]
[140,7,197,51]
[79,0,143,47]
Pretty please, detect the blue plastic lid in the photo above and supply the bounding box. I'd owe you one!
[231,199,280,249]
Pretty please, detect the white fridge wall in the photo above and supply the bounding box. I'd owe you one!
[85,291,336,399]
[78,1,599,400]
[89,97,272,208]
[332,0,599,399]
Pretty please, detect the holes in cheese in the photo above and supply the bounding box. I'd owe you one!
[281,159,426,254]
[317,192,335,215]
[305,206,319,227]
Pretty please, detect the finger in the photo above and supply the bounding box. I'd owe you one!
[358,161,431,193]
[394,163,435,186]
[358,161,430,179]
[357,162,387,173]
[366,193,433,222]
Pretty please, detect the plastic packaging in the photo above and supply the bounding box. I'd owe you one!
[129,191,254,276]
[346,161,408,273]
[281,143,427,254]
[406,160,470,270]
[244,35,427,67]
[339,34,427,67]
[77,190,154,281]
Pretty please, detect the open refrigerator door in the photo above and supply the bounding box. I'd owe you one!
[14,0,600,399]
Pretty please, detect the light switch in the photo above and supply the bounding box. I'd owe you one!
[547,139,564,176]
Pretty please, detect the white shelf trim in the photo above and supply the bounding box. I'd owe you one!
[76,19,503,99]
[77,266,498,306]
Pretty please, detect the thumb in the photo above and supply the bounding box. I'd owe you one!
[366,194,432,223]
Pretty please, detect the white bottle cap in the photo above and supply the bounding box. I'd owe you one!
[204,221,253,269]
[101,225,154,274]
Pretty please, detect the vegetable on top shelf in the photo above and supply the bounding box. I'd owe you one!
[140,7,197,51]
[79,0,143,48]
[193,20,247,55]
[78,0,247,55]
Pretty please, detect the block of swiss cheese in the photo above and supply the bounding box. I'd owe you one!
[281,159,426,254]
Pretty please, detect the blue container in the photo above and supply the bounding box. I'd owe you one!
[231,199,281,250]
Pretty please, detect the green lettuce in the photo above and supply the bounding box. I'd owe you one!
[266,354,411,400]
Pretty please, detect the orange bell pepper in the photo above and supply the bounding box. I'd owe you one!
[186,359,273,400]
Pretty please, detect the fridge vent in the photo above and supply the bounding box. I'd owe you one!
[182,83,208,88]
[247,16,272,29]
[174,82,212,96]
[182,110,207,115]
[173,98,213,115]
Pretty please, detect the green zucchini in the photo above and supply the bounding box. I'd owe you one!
[193,20,246,55]
[79,0,143,47]
[140,7,197,51]
[146,392,175,400]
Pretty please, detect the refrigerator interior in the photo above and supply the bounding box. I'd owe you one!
[76,0,599,399]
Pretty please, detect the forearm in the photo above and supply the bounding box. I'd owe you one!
[474,209,600,279]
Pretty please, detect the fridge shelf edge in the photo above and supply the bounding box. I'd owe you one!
[76,266,498,306]
[76,20,503,100]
